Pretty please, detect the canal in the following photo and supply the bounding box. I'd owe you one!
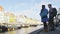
[0,25,43,34]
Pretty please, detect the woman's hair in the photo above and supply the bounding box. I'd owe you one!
[41,5,45,13]
[42,5,45,9]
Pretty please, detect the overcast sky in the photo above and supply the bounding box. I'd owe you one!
[0,0,60,20]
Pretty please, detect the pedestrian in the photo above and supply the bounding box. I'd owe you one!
[40,5,48,32]
[48,4,57,31]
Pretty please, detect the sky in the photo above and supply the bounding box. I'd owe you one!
[0,0,60,20]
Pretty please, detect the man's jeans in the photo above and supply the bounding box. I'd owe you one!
[48,16,55,31]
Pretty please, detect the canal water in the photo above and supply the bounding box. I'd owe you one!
[0,25,43,34]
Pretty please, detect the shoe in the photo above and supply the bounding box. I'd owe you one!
[49,29,55,31]
[44,28,48,32]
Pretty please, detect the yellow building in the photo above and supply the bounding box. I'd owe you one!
[9,13,16,23]
[4,12,17,23]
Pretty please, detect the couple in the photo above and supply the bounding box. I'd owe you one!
[40,4,57,32]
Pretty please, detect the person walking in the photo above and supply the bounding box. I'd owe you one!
[40,5,48,32]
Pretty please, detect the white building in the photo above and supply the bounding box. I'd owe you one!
[0,6,5,23]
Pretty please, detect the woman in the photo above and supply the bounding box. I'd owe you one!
[40,5,48,32]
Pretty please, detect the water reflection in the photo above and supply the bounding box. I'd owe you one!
[0,26,43,34]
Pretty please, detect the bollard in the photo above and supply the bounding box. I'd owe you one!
[8,28,9,31]
[12,28,14,30]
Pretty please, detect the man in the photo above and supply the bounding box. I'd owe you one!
[48,4,57,31]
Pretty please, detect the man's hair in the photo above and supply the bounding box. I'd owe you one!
[48,4,52,6]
